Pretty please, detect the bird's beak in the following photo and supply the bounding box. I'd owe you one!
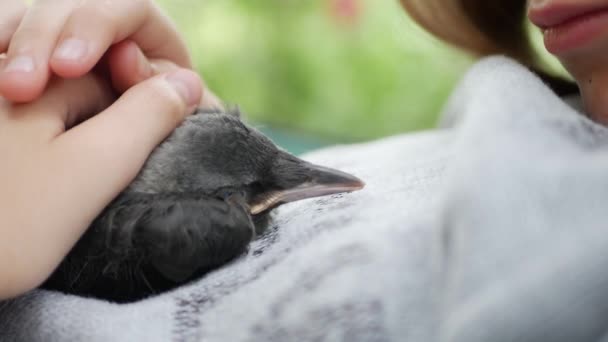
[249,161,365,215]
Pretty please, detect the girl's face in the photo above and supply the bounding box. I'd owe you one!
[528,0,608,122]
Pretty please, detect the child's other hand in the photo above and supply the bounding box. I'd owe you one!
[0,0,221,108]
[0,67,202,299]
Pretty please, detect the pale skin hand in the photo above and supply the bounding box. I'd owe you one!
[0,69,203,300]
[0,0,215,299]
[0,0,222,107]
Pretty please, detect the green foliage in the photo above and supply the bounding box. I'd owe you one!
[157,0,472,142]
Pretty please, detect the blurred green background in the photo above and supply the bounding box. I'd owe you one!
[157,0,473,153]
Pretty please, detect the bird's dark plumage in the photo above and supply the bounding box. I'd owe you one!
[42,108,364,302]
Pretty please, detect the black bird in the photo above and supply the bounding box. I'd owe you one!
[42,108,364,302]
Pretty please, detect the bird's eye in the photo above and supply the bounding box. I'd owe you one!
[218,189,236,199]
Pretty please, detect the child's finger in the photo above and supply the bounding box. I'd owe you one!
[51,0,191,79]
[0,0,77,103]
[105,40,154,94]
[0,0,26,53]
[106,41,224,109]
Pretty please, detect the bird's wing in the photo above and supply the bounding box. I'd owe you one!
[44,192,255,301]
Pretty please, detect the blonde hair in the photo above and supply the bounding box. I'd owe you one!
[400,0,578,95]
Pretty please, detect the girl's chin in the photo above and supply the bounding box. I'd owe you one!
[555,43,608,77]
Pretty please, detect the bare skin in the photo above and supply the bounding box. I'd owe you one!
[0,0,216,299]
[528,0,608,123]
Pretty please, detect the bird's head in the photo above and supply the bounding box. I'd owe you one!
[129,109,364,215]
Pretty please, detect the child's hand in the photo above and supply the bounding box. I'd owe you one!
[0,67,202,299]
[0,0,221,108]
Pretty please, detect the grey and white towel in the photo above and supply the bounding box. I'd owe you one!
[2,56,608,342]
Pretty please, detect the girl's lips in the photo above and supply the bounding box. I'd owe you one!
[529,3,608,54]
[528,2,604,28]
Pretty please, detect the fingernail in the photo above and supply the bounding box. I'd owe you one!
[53,38,88,61]
[165,70,201,107]
[4,55,35,73]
